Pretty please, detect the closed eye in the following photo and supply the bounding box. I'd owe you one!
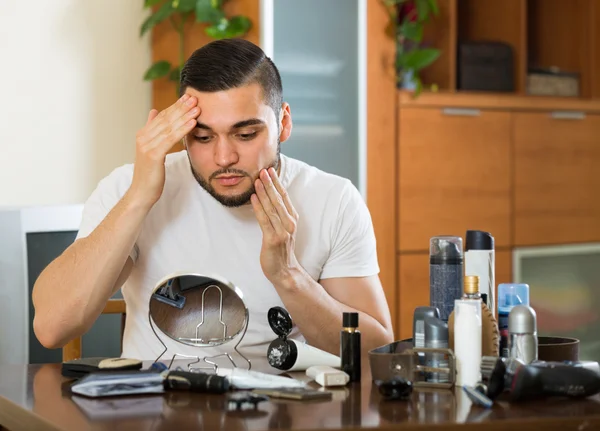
[238,132,257,141]
[193,135,212,143]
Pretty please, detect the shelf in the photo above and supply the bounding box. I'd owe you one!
[420,0,457,90]
[457,0,527,93]
[415,0,599,99]
[398,90,600,112]
[527,0,592,98]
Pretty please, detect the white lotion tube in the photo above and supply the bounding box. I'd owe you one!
[286,340,341,371]
[454,299,482,387]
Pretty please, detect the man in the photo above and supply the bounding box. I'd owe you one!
[32,39,393,370]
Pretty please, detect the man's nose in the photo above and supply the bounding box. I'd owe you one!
[214,138,239,167]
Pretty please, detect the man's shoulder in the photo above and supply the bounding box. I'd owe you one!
[283,155,355,197]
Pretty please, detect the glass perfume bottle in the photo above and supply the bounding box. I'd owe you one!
[448,275,500,357]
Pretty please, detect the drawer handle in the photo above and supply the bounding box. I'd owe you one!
[442,108,481,117]
[550,111,586,120]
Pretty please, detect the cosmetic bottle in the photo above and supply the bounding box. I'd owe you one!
[413,306,440,348]
[454,299,482,387]
[465,230,495,311]
[448,275,499,357]
[430,236,464,322]
[498,283,529,358]
[341,312,361,382]
[508,305,538,364]
[424,315,449,383]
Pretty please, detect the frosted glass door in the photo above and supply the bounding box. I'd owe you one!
[515,244,600,362]
[272,0,362,189]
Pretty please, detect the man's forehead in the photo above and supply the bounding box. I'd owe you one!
[185,83,273,126]
[184,82,266,107]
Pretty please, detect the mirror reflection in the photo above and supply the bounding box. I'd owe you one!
[149,274,247,348]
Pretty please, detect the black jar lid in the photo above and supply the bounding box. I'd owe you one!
[267,338,297,370]
[268,306,293,339]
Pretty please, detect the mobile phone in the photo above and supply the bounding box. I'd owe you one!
[252,387,332,401]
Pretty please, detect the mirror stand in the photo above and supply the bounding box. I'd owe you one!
[148,308,252,373]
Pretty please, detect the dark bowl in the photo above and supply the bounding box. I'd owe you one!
[537,336,580,362]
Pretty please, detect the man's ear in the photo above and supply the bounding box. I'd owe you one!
[278,102,292,143]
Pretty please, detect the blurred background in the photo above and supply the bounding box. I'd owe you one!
[0,0,599,364]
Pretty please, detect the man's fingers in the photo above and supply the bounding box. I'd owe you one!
[145,94,198,139]
[255,179,288,237]
[148,115,198,153]
[146,109,159,125]
[251,193,275,235]
[260,169,296,232]
[268,168,298,220]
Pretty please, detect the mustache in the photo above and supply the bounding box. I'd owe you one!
[208,168,250,181]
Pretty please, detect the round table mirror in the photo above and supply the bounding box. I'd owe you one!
[148,272,248,358]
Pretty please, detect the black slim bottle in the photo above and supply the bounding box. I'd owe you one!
[341,312,361,382]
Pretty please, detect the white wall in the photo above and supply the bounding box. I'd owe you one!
[0,0,151,206]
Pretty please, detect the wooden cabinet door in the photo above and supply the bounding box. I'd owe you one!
[397,249,513,340]
[398,108,511,252]
[514,112,600,246]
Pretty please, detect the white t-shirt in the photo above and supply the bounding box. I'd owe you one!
[76,150,379,372]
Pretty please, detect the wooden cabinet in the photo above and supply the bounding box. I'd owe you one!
[397,249,513,340]
[514,112,600,246]
[398,108,512,252]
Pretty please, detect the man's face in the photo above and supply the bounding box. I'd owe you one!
[184,83,291,207]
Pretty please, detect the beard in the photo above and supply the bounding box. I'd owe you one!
[188,142,281,208]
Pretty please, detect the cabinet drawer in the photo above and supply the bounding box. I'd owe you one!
[514,112,600,246]
[398,108,511,252]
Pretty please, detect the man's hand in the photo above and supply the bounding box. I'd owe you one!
[251,167,301,285]
[128,94,200,208]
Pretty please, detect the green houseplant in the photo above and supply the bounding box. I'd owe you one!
[382,0,441,95]
[140,0,252,93]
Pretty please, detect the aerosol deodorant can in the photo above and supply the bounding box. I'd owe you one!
[465,230,495,312]
[430,236,463,322]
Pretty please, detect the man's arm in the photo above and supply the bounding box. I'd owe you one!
[32,197,145,349]
[251,167,394,356]
[32,94,201,349]
[273,271,393,355]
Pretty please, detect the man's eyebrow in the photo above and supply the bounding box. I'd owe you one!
[232,119,266,129]
[195,121,212,130]
[194,118,266,131]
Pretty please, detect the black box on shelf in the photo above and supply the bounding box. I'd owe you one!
[457,41,515,92]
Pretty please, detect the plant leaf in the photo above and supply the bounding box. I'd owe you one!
[173,0,196,12]
[413,75,423,98]
[428,0,439,15]
[415,0,430,21]
[140,2,174,36]
[195,0,224,23]
[144,0,164,8]
[144,60,172,80]
[205,15,251,39]
[169,66,181,82]
[400,21,423,42]
[399,48,440,71]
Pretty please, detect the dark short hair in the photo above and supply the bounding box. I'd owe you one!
[180,38,283,116]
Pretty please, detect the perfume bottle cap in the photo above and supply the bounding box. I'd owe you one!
[343,312,359,328]
[268,306,293,338]
[498,284,530,312]
[465,230,494,251]
[429,236,463,264]
[508,305,537,334]
[424,316,448,346]
[464,275,480,295]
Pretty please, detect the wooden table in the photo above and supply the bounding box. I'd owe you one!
[2,363,600,430]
